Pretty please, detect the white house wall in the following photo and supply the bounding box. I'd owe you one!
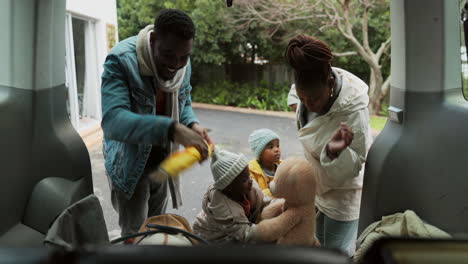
[67,0,117,25]
[66,0,118,125]
[67,0,118,78]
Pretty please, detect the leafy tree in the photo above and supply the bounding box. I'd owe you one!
[117,0,160,40]
[233,0,391,115]
[116,0,392,114]
[118,0,247,65]
[190,0,236,64]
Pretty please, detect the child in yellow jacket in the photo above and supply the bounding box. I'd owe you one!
[248,129,282,197]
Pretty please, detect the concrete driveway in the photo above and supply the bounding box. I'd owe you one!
[90,107,304,239]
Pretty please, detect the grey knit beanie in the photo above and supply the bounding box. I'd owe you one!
[248,128,280,159]
[211,149,248,190]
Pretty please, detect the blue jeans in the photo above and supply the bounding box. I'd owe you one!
[316,211,358,256]
[108,147,169,236]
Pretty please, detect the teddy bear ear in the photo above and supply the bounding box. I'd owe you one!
[273,157,302,193]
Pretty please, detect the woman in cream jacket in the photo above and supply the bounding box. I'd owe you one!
[285,34,373,256]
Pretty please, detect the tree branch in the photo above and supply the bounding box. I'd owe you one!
[361,0,372,53]
[235,0,386,71]
[236,0,325,26]
[376,37,391,62]
[339,0,377,67]
[381,74,391,98]
[237,4,326,26]
[323,2,347,37]
[268,24,282,38]
[333,51,358,57]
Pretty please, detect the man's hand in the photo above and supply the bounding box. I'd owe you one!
[173,123,209,161]
[326,122,354,160]
[191,123,213,145]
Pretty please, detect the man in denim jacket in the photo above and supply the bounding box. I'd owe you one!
[101,9,211,238]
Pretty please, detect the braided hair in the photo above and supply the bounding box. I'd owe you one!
[285,34,334,90]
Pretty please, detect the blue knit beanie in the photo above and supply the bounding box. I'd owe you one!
[248,129,280,160]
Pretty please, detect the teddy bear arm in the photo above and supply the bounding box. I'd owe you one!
[277,223,311,245]
[259,199,284,220]
[254,209,301,242]
[278,214,319,246]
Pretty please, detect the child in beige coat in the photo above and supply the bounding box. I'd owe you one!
[193,150,294,244]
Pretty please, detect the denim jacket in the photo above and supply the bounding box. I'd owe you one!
[101,36,198,198]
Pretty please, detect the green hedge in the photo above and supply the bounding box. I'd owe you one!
[192,80,291,112]
[191,80,404,116]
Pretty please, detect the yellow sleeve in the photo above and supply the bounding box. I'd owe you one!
[262,188,273,197]
[249,170,267,190]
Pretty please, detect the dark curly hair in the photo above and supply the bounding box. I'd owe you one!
[285,34,333,89]
[154,9,195,40]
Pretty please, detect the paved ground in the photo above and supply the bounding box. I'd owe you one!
[90,108,304,239]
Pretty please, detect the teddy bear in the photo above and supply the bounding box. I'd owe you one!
[254,156,320,246]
